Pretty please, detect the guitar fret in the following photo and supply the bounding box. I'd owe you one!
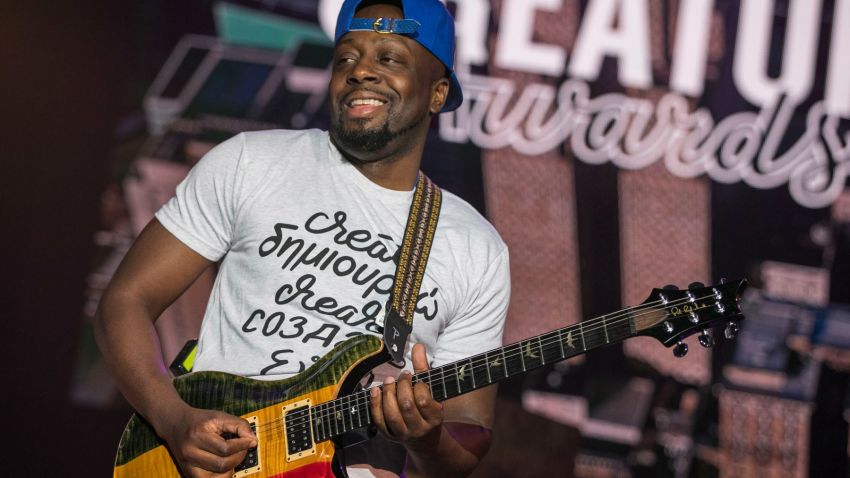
[603,316,610,343]
[431,369,446,401]
[332,402,341,436]
[454,358,474,393]
[425,370,437,401]
[322,406,331,441]
[558,329,566,359]
[608,316,633,343]
[319,405,329,441]
[471,353,490,387]
[541,331,562,364]
[519,342,527,372]
[579,322,586,350]
[312,406,321,441]
[538,336,545,365]
[455,362,462,395]
[485,350,505,382]
[346,397,355,432]
[440,365,447,397]
[519,338,540,370]
[355,394,363,428]
[311,408,321,442]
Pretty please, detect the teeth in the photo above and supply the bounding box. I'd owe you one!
[350,98,385,106]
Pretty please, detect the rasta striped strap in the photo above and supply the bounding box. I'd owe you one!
[383,173,442,366]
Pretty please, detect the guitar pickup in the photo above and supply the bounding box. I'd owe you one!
[234,416,261,477]
[283,399,317,463]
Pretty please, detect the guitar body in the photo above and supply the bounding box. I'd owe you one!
[113,280,749,478]
[113,335,388,478]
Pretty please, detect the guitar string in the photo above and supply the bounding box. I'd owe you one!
[245,290,734,437]
[251,290,731,441]
[248,290,731,438]
[305,289,730,436]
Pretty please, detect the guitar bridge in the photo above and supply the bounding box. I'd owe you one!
[283,399,316,462]
[233,416,260,477]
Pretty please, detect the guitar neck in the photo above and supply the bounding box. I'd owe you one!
[309,309,638,443]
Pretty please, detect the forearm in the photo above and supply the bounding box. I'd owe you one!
[93,290,189,433]
[405,422,492,478]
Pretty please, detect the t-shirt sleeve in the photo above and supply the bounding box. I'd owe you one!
[431,245,510,367]
[155,133,246,261]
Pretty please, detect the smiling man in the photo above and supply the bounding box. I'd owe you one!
[95,1,510,477]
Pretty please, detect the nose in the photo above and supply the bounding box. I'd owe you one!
[347,57,380,85]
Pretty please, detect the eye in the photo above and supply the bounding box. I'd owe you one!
[333,50,358,66]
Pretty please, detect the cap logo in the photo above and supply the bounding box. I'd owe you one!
[347,18,421,36]
[373,17,393,34]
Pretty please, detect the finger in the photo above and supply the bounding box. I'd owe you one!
[229,417,258,441]
[409,344,441,425]
[381,376,410,438]
[183,446,246,475]
[219,418,259,452]
[369,385,389,436]
[395,371,427,428]
[192,430,246,459]
[411,343,430,373]
[413,380,443,425]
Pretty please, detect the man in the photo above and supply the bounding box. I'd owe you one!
[94,0,510,477]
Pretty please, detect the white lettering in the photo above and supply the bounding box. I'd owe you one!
[826,0,850,116]
[569,0,652,88]
[670,0,714,97]
[448,0,490,66]
[441,74,850,209]
[495,0,566,76]
[733,0,821,106]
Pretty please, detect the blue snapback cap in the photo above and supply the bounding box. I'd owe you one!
[334,0,463,112]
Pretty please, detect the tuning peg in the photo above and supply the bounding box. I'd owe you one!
[663,284,679,291]
[673,341,689,357]
[688,282,705,290]
[724,321,739,339]
[720,277,728,284]
[698,329,715,348]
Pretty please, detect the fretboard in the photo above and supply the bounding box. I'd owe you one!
[309,311,636,443]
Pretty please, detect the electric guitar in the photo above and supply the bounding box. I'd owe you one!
[112,279,747,477]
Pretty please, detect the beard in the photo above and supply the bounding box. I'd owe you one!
[332,117,396,154]
[329,107,429,160]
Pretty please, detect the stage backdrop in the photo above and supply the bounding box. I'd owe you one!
[73,1,850,477]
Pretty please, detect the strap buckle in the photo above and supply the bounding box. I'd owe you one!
[372,17,394,34]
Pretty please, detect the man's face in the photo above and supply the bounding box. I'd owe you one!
[328,3,448,160]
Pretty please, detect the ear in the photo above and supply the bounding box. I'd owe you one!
[429,77,450,114]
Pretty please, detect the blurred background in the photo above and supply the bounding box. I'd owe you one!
[4,0,850,476]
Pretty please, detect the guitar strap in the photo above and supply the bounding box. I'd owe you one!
[382,172,442,366]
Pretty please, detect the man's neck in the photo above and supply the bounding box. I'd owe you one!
[331,128,427,191]
[352,159,421,191]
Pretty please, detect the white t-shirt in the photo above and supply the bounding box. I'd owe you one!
[156,129,510,380]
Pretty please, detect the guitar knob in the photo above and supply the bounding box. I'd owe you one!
[663,284,679,290]
[673,341,688,357]
[724,321,740,339]
[688,282,705,290]
[698,329,714,348]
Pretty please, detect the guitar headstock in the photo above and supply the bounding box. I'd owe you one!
[632,279,748,357]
